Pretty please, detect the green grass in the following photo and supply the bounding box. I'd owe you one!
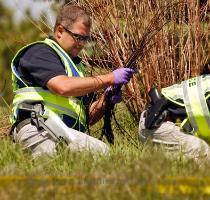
[0,105,210,199]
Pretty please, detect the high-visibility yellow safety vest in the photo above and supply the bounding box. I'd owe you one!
[11,38,86,132]
[161,75,210,140]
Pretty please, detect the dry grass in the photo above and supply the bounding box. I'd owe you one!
[0,106,11,137]
[79,0,209,120]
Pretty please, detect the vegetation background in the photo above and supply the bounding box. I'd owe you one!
[0,0,209,199]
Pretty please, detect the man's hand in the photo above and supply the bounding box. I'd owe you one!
[112,68,135,86]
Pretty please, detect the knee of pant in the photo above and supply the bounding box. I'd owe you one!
[101,143,109,155]
[94,140,110,155]
[187,137,209,157]
[86,135,110,155]
[68,136,110,155]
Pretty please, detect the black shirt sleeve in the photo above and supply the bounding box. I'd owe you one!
[18,43,66,87]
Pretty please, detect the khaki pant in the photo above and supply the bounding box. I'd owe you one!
[139,111,210,162]
[13,123,109,158]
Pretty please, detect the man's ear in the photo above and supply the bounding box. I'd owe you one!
[55,25,64,39]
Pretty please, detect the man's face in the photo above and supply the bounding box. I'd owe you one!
[55,19,90,58]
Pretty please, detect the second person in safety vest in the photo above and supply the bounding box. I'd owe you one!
[139,64,210,163]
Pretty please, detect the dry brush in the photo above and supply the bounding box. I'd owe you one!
[79,0,210,121]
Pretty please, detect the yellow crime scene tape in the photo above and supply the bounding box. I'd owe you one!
[0,176,210,195]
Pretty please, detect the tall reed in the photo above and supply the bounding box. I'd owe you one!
[79,0,209,121]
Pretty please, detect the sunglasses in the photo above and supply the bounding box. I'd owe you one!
[62,26,90,42]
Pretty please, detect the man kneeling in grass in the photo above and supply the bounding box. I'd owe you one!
[10,4,134,158]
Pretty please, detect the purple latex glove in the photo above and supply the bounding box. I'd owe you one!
[113,68,135,85]
[105,86,122,104]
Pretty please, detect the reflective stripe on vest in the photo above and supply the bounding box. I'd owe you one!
[13,87,86,127]
[161,83,185,107]
[11,38,86,131]
[44,38,84,78]
[183,76,210,137]
[162,75,210,138]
